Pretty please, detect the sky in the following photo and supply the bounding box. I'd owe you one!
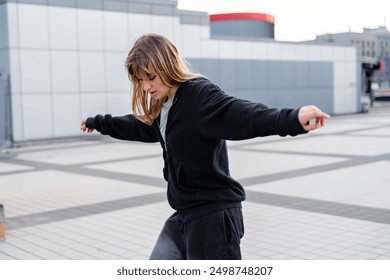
[177,0,390,42]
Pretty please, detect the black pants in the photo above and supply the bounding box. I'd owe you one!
[149,207,244,260]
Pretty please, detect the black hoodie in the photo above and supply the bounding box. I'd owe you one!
[86,77,307,221]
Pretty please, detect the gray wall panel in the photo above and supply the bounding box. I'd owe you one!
[320,64,333,87]
[0,4,8,53]
[220,60,237,90]
[187,59,201,74]
[187,58,334,114]
[295,62,310,88]
[151,4,175,16]
[236,60,252,89]
[18,0,48,4]
[281,62,297,88]
[211,20,274,39]
[48,0,76,7]
[103,1,127,12]
[252,61,268,89]
[77,0,103,10]
[308,89,333,113]
[3,0,177,16]
[309,63,324,88]
[128,2,150,13]
[179,10,209,26]
[200,59,221,85]
[266,61,282,89]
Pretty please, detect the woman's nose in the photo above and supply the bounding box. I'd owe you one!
[142,81,151,92]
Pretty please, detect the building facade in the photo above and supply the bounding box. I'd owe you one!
[315,26,390,84]
[0,0,361,144]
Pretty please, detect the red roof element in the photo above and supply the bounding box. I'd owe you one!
[209,13,275,24]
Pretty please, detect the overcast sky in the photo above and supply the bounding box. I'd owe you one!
[177,0,390,42]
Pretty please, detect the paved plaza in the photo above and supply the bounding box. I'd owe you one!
[0,102,389,260]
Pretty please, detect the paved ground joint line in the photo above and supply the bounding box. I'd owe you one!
[7,192,167,230]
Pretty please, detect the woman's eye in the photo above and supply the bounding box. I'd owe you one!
[149,75,156,80]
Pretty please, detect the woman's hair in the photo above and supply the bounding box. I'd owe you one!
[125,33,198,125]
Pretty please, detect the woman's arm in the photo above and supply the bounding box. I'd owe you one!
[196,81,329,140]
[80,114,158,143]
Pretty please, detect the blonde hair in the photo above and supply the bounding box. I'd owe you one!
[125,33,198,125]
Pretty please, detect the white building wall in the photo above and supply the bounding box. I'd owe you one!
[332,47,359,114]
[1,1,360,141]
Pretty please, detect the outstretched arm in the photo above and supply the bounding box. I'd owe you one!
[195,80,329,139]
[80,114,158,143]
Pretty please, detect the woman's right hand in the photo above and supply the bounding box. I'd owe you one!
[80,119,95,133]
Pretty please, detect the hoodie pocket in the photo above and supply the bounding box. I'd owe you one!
[222,208,244,247]
[172,160,188,190]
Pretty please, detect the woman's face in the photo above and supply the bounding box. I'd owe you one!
[140,72,170,100]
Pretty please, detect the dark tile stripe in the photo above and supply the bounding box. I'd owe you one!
[239,154,390,186]
[7,189,390,230]
[7,192,167,230]
[246,190,390,225]
[6,158,167,188]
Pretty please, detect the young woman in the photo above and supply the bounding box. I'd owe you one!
[80,33,330,260]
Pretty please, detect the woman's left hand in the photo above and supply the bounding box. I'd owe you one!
[299,105,330,131]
